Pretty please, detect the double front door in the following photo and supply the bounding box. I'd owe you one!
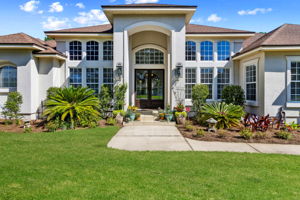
[135,69,164,109]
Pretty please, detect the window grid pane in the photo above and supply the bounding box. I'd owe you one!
[86,68,99,94]
[200,68,213,99]
[69,41,82,60]
[0,66,17,91]
[246,65,256,101]
[185,41,196,61]
[217,68,230,99]
[135,48,164,64]
[103,68,114,93]
[185,68,196,99]
[200,41,213,61]
[217,41,230,61]
[103,41,113,61]
[291,62,300,101]
[86,41,99,61]
[69,68,82,88]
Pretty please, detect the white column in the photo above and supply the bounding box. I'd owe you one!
[170,30,176,108]
[123,30,130,109]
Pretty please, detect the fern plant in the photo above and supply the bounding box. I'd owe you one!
[201,102,245,129]
[43,87,100,128]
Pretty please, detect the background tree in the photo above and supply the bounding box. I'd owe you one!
[221,85,245,106]
[2,92,23,123]
[99,85,113,119]
[192,84,209,112]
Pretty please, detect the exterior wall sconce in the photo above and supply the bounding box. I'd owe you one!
[175,63,183,80]
[116,62,123,80]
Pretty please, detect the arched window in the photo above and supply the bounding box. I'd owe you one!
[69,41,82,60]
[86,41,99,61]
[135,48,164,64]
[185,41,196,61]
[0,66,17,91]
[200,41,213,61]
[217,41,230,61]
[103,41,113,61]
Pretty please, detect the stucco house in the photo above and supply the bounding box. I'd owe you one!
[0,3,300,123]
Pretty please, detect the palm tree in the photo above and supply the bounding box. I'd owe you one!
[43,87,100,128]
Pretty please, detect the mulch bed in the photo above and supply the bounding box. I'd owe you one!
[178,123,300,145]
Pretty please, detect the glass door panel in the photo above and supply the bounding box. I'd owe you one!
[151,70,164,100]
[135,70,148,100]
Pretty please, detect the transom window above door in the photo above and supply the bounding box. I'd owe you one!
[135,48,164,64]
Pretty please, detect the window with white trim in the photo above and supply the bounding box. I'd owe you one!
[185,68,196,99]
[200,41,213,61]
[69,41,82,60]
[103,68,114,93]
[245,65,256,101]
[69,68,82,88]
[0,66,17,91]
[135,48,164,64]
[86,68,99,93]
[290,61,300,101]
[86,41,99,61]
[185,41,196,61]
[217,41,230,61]
[103,41,113,61]
[200,68,213,99]
[217,68,230,99]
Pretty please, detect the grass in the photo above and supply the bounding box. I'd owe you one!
[1,127,300,200]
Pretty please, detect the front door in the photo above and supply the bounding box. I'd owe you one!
[135,69,164,109]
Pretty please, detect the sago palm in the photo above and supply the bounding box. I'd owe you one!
[43,87,100,128]
[202,102,245,129]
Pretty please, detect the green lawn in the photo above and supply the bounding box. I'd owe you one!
[1,127,300,200]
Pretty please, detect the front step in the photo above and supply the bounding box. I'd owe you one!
[124,121,176,126]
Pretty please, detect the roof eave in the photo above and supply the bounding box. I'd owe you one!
[0,44,45,51]
[33,53,67,60]
[186,33,255,37]
[45,33,113,38]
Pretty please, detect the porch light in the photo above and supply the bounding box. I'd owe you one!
[116,62,123,79]
[175,63,183,80]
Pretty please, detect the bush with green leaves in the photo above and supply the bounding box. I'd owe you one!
[46,87,60,99]
[1,91,23,122]
[201,102,245,129]
[221,85,245,106]
[113,110,126,118]
[99,85,113,119]
[196,129,206,137]
[240,128,253,140]
[114,84,127,110]
[106,117,117,126]
[275,131,292,140]
[192,84,209,112]
[43,87,100,128]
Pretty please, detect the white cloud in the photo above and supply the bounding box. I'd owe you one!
[42,17,70,30]
[125,0,159,4]
[238,8,272,16]
[49,2,64,13]
[191,18,204,24]
[38,10,44,14]
[20,0,40,12]
[74,9,108,25]
[75,3,85,9]
[207,14,222,22]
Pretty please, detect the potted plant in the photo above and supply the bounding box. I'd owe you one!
[135,113,141,121]
[164,105,173,122]
[174,103,185,112]
[175,111,187,124]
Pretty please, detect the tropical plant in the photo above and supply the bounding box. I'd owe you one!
[43,87,100,128]
[201,102,245,129]
[221,85,245,106]
[240,128,253,140]
[243,114,271,132]
[192,84,209,112]
[99,85,113,119]
[1,91,23,122]
[114,84,127,110]
[174,103,185,112]
[47,87,60,99]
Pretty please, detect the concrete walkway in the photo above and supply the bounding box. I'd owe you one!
[107,125,300,155]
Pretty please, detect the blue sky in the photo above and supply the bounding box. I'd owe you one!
[1,0,299,39]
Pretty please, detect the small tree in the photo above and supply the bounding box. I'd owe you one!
[221,85,245,106]
[114,84,127,110]
[99,85,113,119]
[192,84,209,112]
[2,92,23,122]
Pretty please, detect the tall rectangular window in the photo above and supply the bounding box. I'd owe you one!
[185,68,196,99]
[217,41,230,61]
[69,68,82,88]
[185,41,196,61]
[86,68,99,94]
[291,62,300,101]
[200,41,213,61]
[217,68,230,99]
[200,68,213,99]
[103,68,114,92]
[86,41,99,61]
[245,65,256,101]
[103,41,113,61]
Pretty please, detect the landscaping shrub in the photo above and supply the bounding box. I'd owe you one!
[114,84,127,110]
[99,85,113,119]
[185,125,194,132]
[1,91,23,123]
[275,131,292,140]
[217,129,227,138]
[175,112,187,118]
[23,127,32,133]
[254,131,267,139]
[240,128,253,140]
[43,87,100,129]
[45,119,60,132]
[192,84,209,112]
[46,87,60,99]
[196,129,206,137]
[221,85,245,106]
[201,102,245,129]
[112,110,126,118]
[106,117,117,126]
[244,114,271,132]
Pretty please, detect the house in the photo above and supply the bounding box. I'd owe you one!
[0,3,299,123]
